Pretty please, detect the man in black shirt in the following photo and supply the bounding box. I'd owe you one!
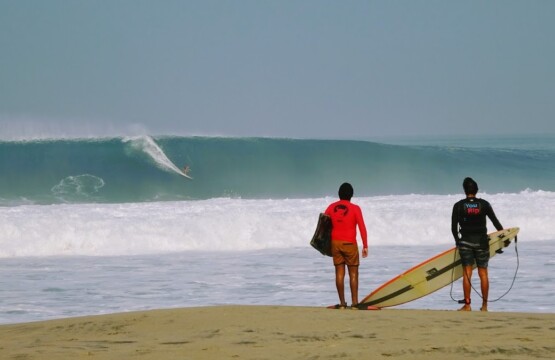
[451,177,503,311]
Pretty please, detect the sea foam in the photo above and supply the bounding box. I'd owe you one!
[1,190,552,258]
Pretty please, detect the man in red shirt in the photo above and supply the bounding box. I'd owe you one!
[325,183,368,309]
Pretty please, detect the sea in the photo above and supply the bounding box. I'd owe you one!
[1,134,554,324]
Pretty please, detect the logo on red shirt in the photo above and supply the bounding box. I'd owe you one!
[333,204,349,216]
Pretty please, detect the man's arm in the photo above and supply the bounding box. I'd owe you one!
[451,203,460,243]
[486,204,503,231]
[356,206,368,249]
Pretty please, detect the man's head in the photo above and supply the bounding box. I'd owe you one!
[338,182,354,200]
[463,177,478,195]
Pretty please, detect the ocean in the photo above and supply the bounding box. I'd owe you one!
[1,135,554,324]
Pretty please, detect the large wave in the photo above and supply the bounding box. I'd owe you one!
[1,135,554,205]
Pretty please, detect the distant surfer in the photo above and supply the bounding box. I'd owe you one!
[324,183,368,309]
[452,177,503,312]
[182,165,191,176]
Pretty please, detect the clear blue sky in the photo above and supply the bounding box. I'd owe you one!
[1,1,554,139]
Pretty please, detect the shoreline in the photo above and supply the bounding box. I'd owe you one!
[1,306,554,359]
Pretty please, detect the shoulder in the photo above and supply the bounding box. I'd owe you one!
[350,203,364,217]
[453,198,465,207]
[347,201,362,210]
[325,200,341,212]
[452,198,467,213]
[477,198,492,206]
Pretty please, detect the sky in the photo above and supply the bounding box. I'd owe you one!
[1,0,554,140]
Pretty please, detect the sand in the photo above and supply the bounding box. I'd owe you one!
[0,306,554,359]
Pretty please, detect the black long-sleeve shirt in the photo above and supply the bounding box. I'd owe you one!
[451,197,503,243]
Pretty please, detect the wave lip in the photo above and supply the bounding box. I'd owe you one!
[122,136,190,178]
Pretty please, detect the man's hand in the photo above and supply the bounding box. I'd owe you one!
[362,247,369,258]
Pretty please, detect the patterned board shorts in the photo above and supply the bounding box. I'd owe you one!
[458,246,490,268]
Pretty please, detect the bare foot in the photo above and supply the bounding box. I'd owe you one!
[458,304,472,311]
[480,305,488,312]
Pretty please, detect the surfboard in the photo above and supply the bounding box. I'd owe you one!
[357,227,519,309]
[310,213,332,256]
[327,304,381,310]
[180,171,193,180]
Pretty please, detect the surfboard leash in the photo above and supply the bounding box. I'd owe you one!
[449,236,519,304]
[487,235,519,303]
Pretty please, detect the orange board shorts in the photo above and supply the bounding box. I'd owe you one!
[331,240,360,266]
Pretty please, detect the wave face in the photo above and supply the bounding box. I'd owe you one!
[1,136,554,204]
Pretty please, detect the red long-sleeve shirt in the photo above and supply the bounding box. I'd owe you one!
[325,199,368,248]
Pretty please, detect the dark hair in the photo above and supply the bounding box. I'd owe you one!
[463,177,478,195]
[338,182,354,200]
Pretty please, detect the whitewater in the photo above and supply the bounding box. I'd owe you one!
[1,191,553,258]
[1,135,554,323]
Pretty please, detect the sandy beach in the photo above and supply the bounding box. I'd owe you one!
[1,306,554,359]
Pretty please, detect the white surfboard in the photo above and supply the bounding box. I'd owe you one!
[179,171,193,180]
[358,227,519,309]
